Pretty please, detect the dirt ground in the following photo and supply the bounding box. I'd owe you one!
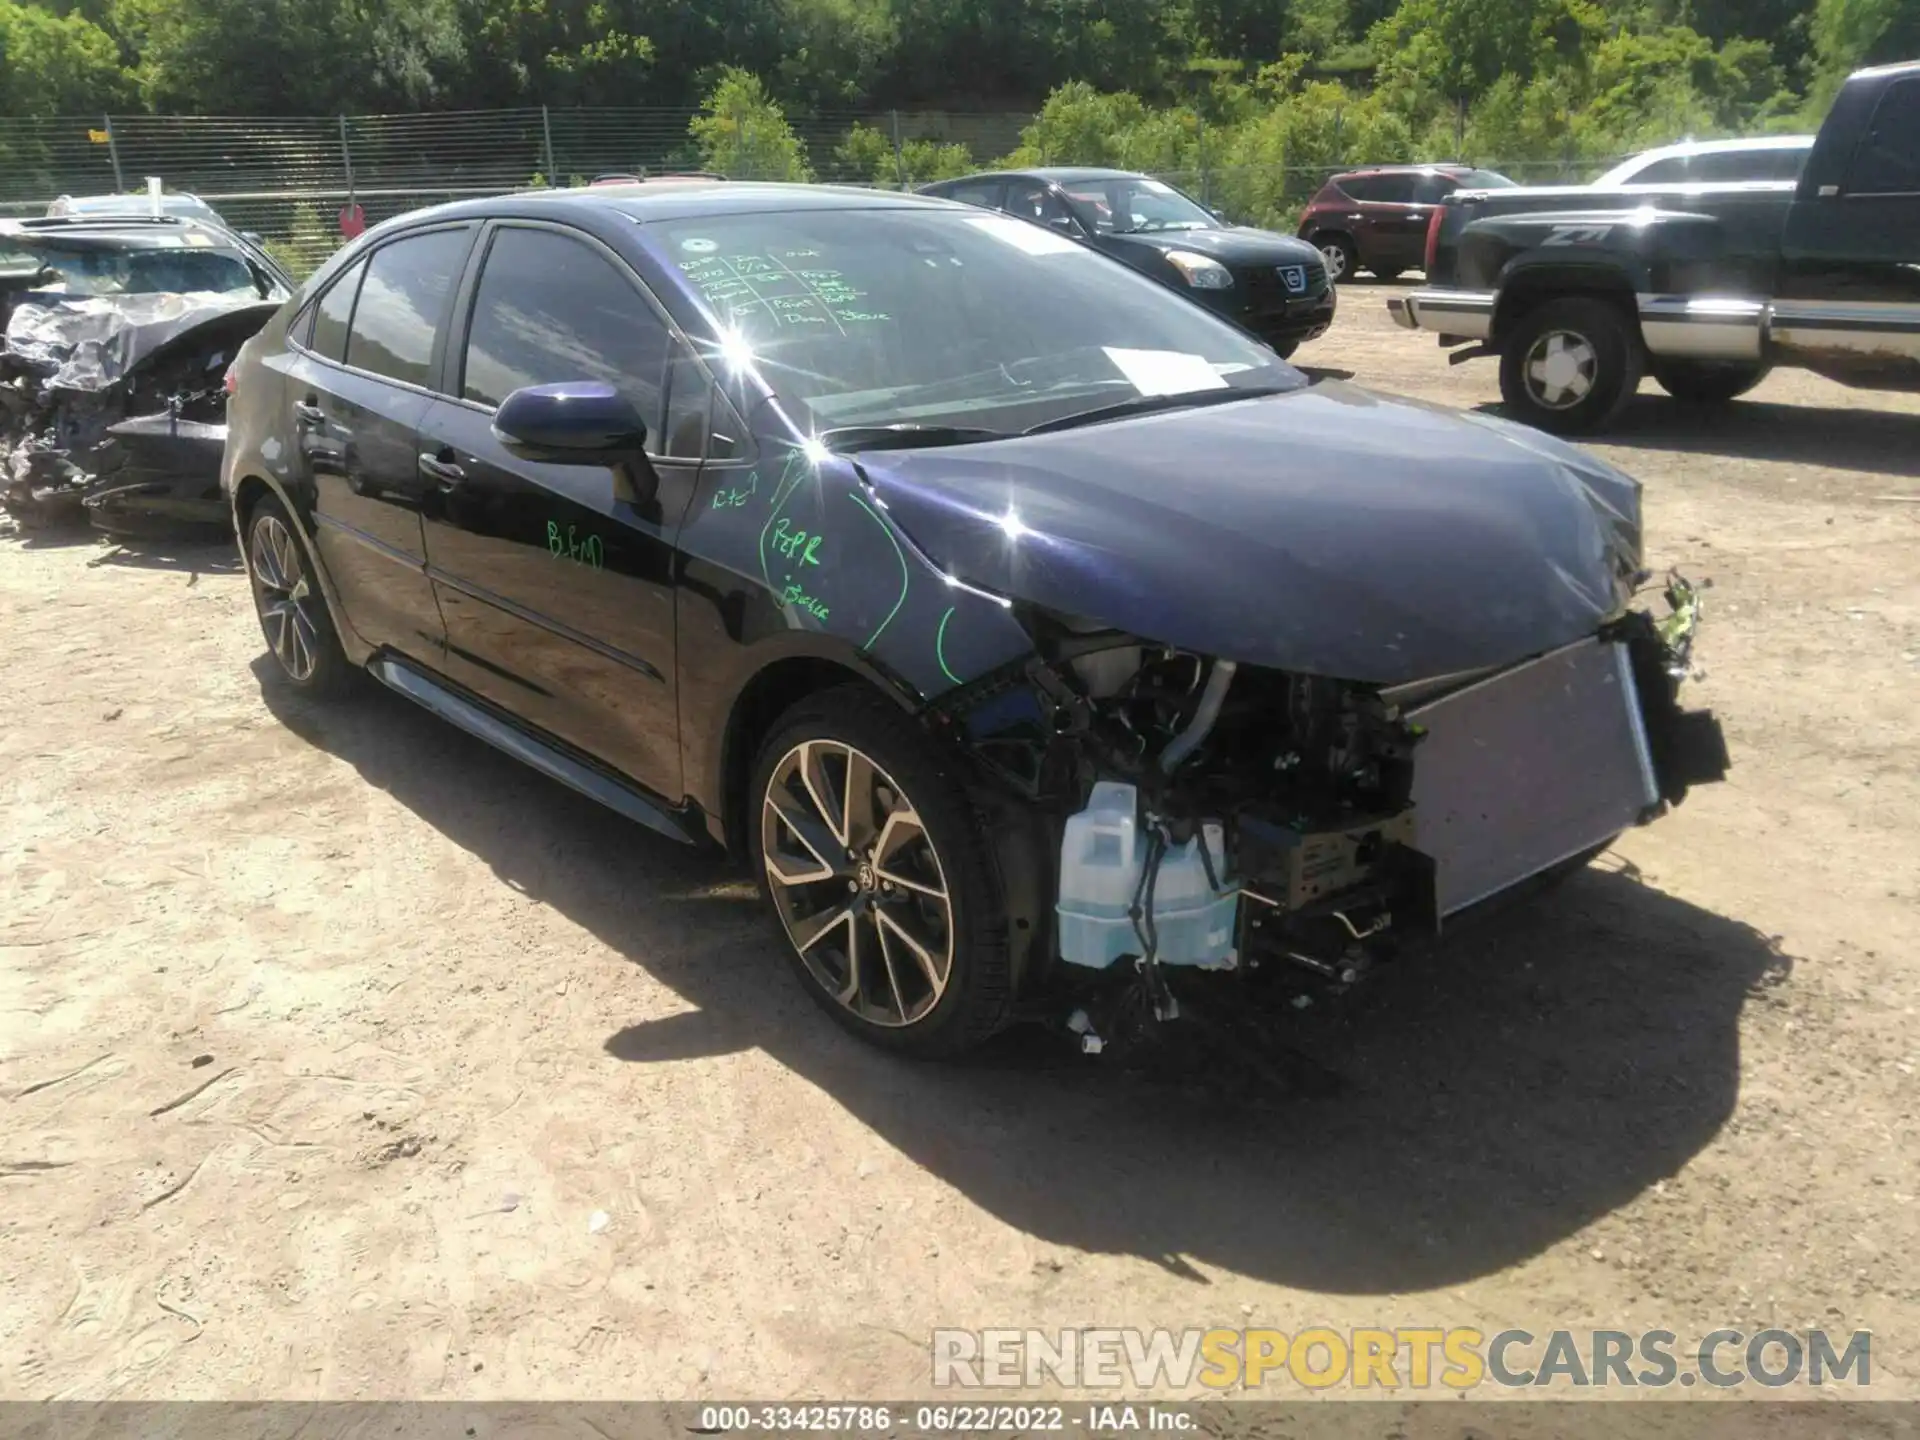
[2,283,1918,1406]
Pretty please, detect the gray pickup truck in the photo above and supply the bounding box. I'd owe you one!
[1389,59,1920,434]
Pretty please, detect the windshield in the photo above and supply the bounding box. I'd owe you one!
[1058,176,1217,235]
[656,207,1301,437]
[15,239,279,300]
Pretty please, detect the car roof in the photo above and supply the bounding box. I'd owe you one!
[1615,135,1816,163]
[375,181,964,230]
[0,213,246,247]
[932,167,1161,186]
[1333,163,1483,177]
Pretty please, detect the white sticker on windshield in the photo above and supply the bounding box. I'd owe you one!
[1103,347,1232,396]
[964,214,1081,255]
[680,237,717,253]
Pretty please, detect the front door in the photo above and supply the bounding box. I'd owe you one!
[1778,74,1920,388]
[417,222,701,801]
[288,224,474,662]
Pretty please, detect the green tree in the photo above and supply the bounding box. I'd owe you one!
[0,0,129,114]
[689,67,814,180]
[1810,0,1920,106]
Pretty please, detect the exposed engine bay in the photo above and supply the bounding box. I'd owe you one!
[937,576,1730,1054]
[1,272,278,536]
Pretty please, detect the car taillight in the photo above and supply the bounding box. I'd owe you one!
[1424,206,1445,276]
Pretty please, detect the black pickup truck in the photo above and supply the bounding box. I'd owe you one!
[1389,60,1920,434]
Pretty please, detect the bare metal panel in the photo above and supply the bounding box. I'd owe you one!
[1406,637,1659,917]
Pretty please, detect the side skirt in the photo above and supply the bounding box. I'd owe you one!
[367,654,706,847]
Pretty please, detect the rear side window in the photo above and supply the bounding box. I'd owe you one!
[1336,175,1380,200]
[1629,157,1690,185]
[459,226,671,440]
[1367,175,1418,203]
[1847,80,1920,195]
[1411,173,1456,204]
[345,228,471,388]
[308,260,364,363]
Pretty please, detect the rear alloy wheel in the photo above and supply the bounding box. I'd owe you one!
[1651,359,1771,405]
[246,496,350,696]
[751,686,1012,1057]
[1317,235,1357,285]
[1499,297,1643,436]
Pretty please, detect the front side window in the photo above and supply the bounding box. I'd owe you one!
[460,226,672,438]
[345,228,470,388]
[658,206,1301,438]
[1847,81,1920,195]
[1061,177,1215,235]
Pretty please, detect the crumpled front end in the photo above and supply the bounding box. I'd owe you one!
[0,290,276,534]
[932,574,1727,1048]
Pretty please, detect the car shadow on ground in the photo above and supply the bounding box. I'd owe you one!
[260,664,1788,1295]
[1476,394,1920,480]
[10,522,242,573]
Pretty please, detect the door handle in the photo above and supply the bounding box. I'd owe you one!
[418,452,466,487]
[293,400,325,428]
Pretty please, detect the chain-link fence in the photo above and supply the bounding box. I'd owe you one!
[0,108,1613,279]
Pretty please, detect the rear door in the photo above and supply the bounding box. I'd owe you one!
[285,224,475,663]
[415,221,701,800]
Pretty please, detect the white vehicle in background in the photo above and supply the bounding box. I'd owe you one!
[48,190,231,227]
[1590,135,1816,188]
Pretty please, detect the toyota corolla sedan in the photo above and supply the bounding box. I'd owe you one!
[921,168,1336,357]
[223,181,1728,1059]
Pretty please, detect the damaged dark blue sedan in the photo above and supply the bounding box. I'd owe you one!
[222,181,1729,1058]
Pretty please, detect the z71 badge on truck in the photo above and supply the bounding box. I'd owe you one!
[1389,59,1920,435]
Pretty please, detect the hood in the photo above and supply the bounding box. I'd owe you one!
[857,382,1644,685]
[1108,225,1323,266]
[3,291,281,393]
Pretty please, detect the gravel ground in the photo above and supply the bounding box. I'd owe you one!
[2,282,1917,1405]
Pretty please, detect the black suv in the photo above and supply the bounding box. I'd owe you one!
[922,168,1335,357]
[223,182,1723,1058]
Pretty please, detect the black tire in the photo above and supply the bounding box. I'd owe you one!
[749,684,1014,1058]
[1498,296,1644,436]
[243,494,352,698]
[1370,266,1406,282]
[1315,234,1358,285]
[1651,359,1771,405]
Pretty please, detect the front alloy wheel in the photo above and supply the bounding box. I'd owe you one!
[749,685,1015,1056]
[1497,296,1643,436]
[762,739,953,1027]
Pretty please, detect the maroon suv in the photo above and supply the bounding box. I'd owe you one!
[1296,165,1516,283]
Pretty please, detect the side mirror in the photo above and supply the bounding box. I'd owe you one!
[493,382,656,504]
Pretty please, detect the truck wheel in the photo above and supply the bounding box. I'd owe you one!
[1651,360,1771,405]
[750,684,1015,1058]
[1499,297,1643,436]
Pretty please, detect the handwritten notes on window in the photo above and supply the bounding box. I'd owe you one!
[677,246,892,338]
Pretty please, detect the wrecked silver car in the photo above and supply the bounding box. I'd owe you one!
[0,216,290,536]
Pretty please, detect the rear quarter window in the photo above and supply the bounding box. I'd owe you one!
[1846,80,1920,195]
[307,260,365,363]
[344,227,472,389]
